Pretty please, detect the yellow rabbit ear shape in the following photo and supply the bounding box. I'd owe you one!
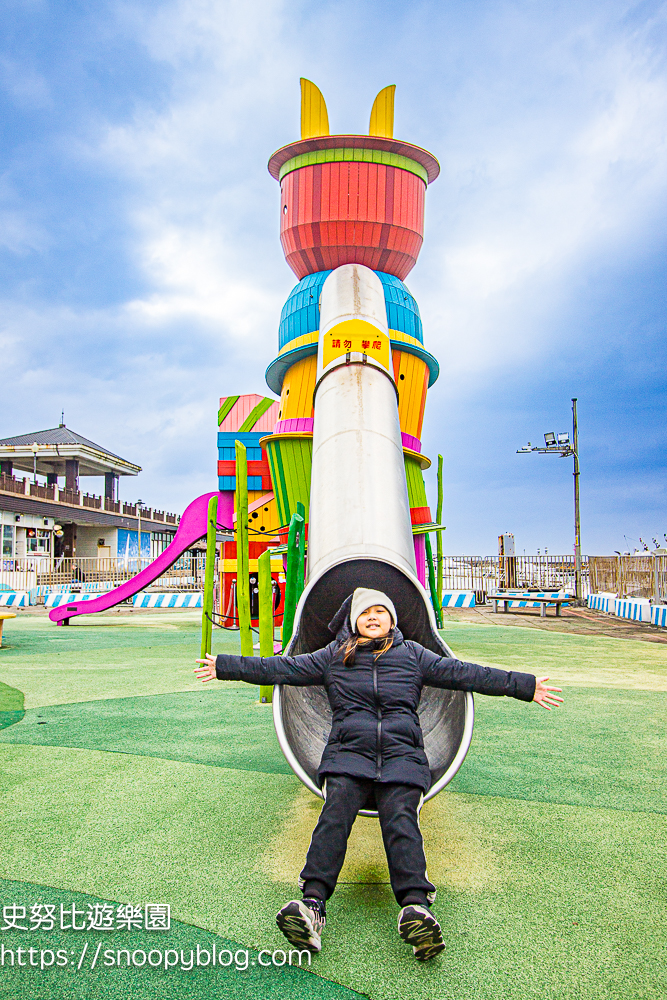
[369,85,396,138]
[300,79,330,139]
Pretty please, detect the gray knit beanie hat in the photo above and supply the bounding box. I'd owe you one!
[350,588,397,633]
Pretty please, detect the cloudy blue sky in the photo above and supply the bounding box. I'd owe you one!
[1,0,666,554]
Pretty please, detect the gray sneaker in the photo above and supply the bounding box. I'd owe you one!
[397,904,445,961]
[276,898,326,952]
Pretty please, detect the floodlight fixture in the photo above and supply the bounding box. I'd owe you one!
[516,399,582,601]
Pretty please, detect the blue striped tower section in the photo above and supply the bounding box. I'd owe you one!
[264,272,440,583]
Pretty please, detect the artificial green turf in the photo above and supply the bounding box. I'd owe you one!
[1,683,665,814]
[0,746,665,1000]
[0,688,290,775]
[450,685,667,813]
[442,621,667,688]
[0,613,666,998]
[0,613,240,708]
[0,680,24,730]
[0,879,362,1000]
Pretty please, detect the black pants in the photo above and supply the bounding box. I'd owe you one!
[299,774,436,908]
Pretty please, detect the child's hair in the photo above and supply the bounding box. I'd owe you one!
[341,631,394,667]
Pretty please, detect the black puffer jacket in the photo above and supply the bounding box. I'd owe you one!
[215,602,536,792]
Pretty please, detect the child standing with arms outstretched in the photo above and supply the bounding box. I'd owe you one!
[196,587,562,961]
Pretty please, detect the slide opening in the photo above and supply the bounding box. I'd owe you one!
[273,559,473,816]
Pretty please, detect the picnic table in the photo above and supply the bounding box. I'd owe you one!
[487,593,572,618]
[0,612,17,647]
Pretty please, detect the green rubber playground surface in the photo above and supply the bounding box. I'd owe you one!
[0,610,665,999]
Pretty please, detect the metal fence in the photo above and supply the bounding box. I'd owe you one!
[440,554,590,600]
[12,552,664,602]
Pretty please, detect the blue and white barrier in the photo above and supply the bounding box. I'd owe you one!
[0,592,29,607]
[499,591,564,608]
[441,592,476,608]
[651,605,667,628]
[133,593,203,609]
[615,598,652,623]
[36,581,117,597]
[587,593,616,614]
[45,593,106,608]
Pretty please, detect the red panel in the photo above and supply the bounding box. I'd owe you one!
[410,506,432,525]
[217,460,269,477]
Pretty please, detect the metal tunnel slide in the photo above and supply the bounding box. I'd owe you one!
[272,264,474,815]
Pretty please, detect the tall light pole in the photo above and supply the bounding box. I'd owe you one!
[31,442,39,484]
[572,398,581,602]
[517,398,582,602]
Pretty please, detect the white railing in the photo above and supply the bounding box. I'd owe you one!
[440,555,590,599]
[0,473,180,524]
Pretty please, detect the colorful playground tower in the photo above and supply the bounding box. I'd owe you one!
[48,79,444,628]
[216,394,286,625]
[259,80,441,587]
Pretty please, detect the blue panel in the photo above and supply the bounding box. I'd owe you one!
[218,446,263,461]
[218,475,264,491]
[277,269,423,350]
[217,432,266,449]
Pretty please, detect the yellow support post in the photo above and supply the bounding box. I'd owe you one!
[258,548,273,704]
[235,440,253,657]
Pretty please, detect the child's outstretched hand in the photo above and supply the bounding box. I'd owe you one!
[195,654,217,683]
[533,676,563,710]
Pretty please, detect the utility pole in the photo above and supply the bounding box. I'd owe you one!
[517,401,583,602]
[572,398,582,602]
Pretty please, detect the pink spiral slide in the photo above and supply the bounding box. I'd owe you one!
[49,492,234,625]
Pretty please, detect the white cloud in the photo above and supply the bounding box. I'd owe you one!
[2,0,666,545]
[414,9,667,381]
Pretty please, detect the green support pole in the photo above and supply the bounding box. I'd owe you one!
[296,501,306,597]
[425,532,443,629]
[200,494,218,662]
[258,548,273,704]
[436,454,444,614]
[281,511,304,651]
[235,440,253,657]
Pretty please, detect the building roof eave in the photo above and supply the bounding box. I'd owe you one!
[0,443,141,477]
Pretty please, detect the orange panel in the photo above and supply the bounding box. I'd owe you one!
[278,355,317,420]
[393,350,429,439]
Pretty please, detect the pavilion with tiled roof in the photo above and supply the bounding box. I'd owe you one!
[0,422,140,498]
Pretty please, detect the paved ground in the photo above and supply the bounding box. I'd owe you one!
[443,601,667,642]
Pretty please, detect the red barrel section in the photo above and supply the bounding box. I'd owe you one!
[279,160,425,281]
